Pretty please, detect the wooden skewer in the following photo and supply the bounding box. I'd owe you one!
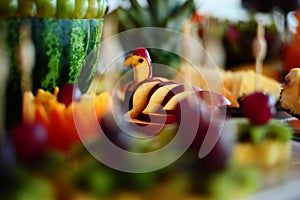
[253,21,267,91]
[18,21,35,94]
[0,27,9,138]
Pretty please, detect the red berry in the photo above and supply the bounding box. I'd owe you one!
[241,92,276,125]
[11,122,47,162]
[226,25,239,42]
[57,84,81,107]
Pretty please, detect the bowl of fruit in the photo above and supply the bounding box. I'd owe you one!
[0,0,107,130]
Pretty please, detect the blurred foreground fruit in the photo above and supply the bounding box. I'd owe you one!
[12,122,47,162]
[241,92,276,125]
[23,86,112,151]
[0,1,106,129]
[57,84,82,107]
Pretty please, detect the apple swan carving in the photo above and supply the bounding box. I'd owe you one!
[123,47,231,120]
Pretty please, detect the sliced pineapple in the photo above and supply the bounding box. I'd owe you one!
[234,140,291,168]
[280,68,300,117]
[223,70,282,100]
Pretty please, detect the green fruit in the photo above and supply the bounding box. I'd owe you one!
[17,0,37,17]
[232,119,292,143]
[130,172,158,190]
[267,121,292,141]
[0,18,103,129]
[73,0,89,19]
[87,169,116,197]
[0,0,18,17]
[56,0,75,19]
[14,176,55,200]
[96,0,107,18]
[209,167,260,200]
[85,0,98,19]
[35,0,57,18]
[249,125,268,144]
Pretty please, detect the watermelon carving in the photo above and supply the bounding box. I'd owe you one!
[0,0,107,129]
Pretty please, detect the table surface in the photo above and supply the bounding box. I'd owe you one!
[245,141,300,200]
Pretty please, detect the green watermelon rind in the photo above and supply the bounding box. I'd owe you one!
[0,17,103,92]
[0,17,104,129]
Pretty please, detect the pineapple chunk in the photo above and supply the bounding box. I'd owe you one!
[223,70,282,100]
[234,139,291,168]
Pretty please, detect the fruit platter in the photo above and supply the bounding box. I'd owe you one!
[1,0,300,200]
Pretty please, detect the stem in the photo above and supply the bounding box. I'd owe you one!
[0,28,9,138]
[254,21,267,91]
[18,21,35,93]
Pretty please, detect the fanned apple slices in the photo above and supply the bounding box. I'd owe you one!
[123,78,230,123]
[124,79,185,119]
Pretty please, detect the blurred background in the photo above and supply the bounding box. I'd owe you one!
[2,1,300,199]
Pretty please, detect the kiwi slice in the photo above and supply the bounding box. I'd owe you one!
[266,121,293,141]
[234,119,292,143]
[208,167,261,200]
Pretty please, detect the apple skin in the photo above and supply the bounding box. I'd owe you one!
[11,122,47,162]
[172,97,232,173]
[161,85,185,107]
[123,79,159,110]
[100,110,179,152]
[100,112,131,150]
[136,113,177,125]
[197,90,231,107]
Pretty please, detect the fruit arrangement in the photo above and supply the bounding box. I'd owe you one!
[0,84,116,199]
[1,44,296,199]
[0,0,108,19]
[0,0,107,129]
[194,12,284,69]
[228,91,292,168]
[122,47,230,120]
[98,47,264,199]
[178,66,282,108]
[222,70,282,102]
[22,85,112,152]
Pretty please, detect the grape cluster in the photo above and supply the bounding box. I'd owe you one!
[0,0,108,19]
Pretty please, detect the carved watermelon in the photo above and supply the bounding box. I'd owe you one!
[0,0,108,129]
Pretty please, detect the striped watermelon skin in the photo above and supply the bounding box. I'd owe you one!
[0,18,103,129]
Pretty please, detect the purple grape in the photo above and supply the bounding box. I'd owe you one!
[11,122,47,162]
[241,92,276,125]
[57,84,81,107]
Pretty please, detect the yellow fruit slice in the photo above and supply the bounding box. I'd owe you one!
[22,91,35,124]
[143,83,179,114]
[234,139,291,168]
[223,70,282,100]
[163,91,195,111]
[128,80,161,118]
